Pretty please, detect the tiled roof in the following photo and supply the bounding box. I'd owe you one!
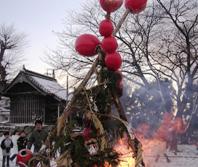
[3,68,68,101]
[30,76,67,100]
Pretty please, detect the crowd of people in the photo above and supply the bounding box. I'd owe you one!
[0,119,48,167]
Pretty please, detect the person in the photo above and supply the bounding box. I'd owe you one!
[0,131,13,167]
[10,130,28,162]
[17,130,28,151]
[11,130,20,148]
[10,130,20,162]
[27,119,48,153]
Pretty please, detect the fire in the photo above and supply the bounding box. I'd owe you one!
[94,136,135,167]
[134,112,186,166]
[95,112,186,167]
[93,136,136,167]
[113,133,136,167]
[104,161,112,167]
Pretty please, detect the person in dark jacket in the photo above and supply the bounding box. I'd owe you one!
[17,130,28,151]
[27,119,48,152]
[10,130,28,162]
[1,131,13,167]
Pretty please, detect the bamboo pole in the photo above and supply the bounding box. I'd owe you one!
[113,9,130,35]
[61,9,130,122]
[63,56,99,119]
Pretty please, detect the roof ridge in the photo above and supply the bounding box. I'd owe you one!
[22,68,56,81]
[27,75,49,94]
[28,75,66,101]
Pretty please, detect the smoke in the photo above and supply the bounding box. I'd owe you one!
[121,79,174,131]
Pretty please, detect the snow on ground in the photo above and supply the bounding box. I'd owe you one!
[143,145,198,167]
[0,135,197,167]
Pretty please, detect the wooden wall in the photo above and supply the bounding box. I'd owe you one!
[6,82,65,124]
[10,94,45,123]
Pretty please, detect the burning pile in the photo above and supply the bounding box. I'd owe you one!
[113,134,136,167]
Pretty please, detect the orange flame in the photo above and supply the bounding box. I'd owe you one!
[104,161,112,167]
[94,136,135,167]
[134,112,186,166]
[113,133,136,167]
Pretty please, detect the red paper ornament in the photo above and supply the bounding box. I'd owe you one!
[16,149,33,165]
[82,127,92,141]
[99,19,114,37]
[75,34,100,57]
[125,0,147,14]
[105,52,122,71]
[101,36,118,53]
[99,0,123,13]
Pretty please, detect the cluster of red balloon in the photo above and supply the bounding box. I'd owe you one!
[100,26,121,71]
[75,0,148,58]
[99,17,123,94]
[99,0,148,15]
[75,0,148,92]
[98,0,148,94]
[99,0,122,71]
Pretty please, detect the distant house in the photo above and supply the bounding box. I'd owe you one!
[3,68,67,125]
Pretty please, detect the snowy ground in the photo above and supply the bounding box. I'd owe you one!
[143,145,198,167]
[0,135,198,167]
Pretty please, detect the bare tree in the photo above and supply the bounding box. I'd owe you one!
[47,1,165,85]
[46,0,171,115]
[155,0,198,119]
[46,1,103,87]
[47,0,198,125]
[0,24,25,87]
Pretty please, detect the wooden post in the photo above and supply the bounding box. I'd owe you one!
[112,92,128,121]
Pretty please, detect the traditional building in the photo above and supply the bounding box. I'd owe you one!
[3,68,67,125]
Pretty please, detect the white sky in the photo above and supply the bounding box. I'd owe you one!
[0,0,86,74]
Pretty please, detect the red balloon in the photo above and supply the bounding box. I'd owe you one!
[105,52,122,71]
[82,127,92,141]
[99,19,114,37]
[101,36,118,53]
[75,34,100,57]
[125,0,147,14]
[99,0,123,13]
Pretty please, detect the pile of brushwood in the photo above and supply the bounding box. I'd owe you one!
[28,47,145,167]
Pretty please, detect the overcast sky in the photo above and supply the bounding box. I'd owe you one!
[0,0,86,74]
